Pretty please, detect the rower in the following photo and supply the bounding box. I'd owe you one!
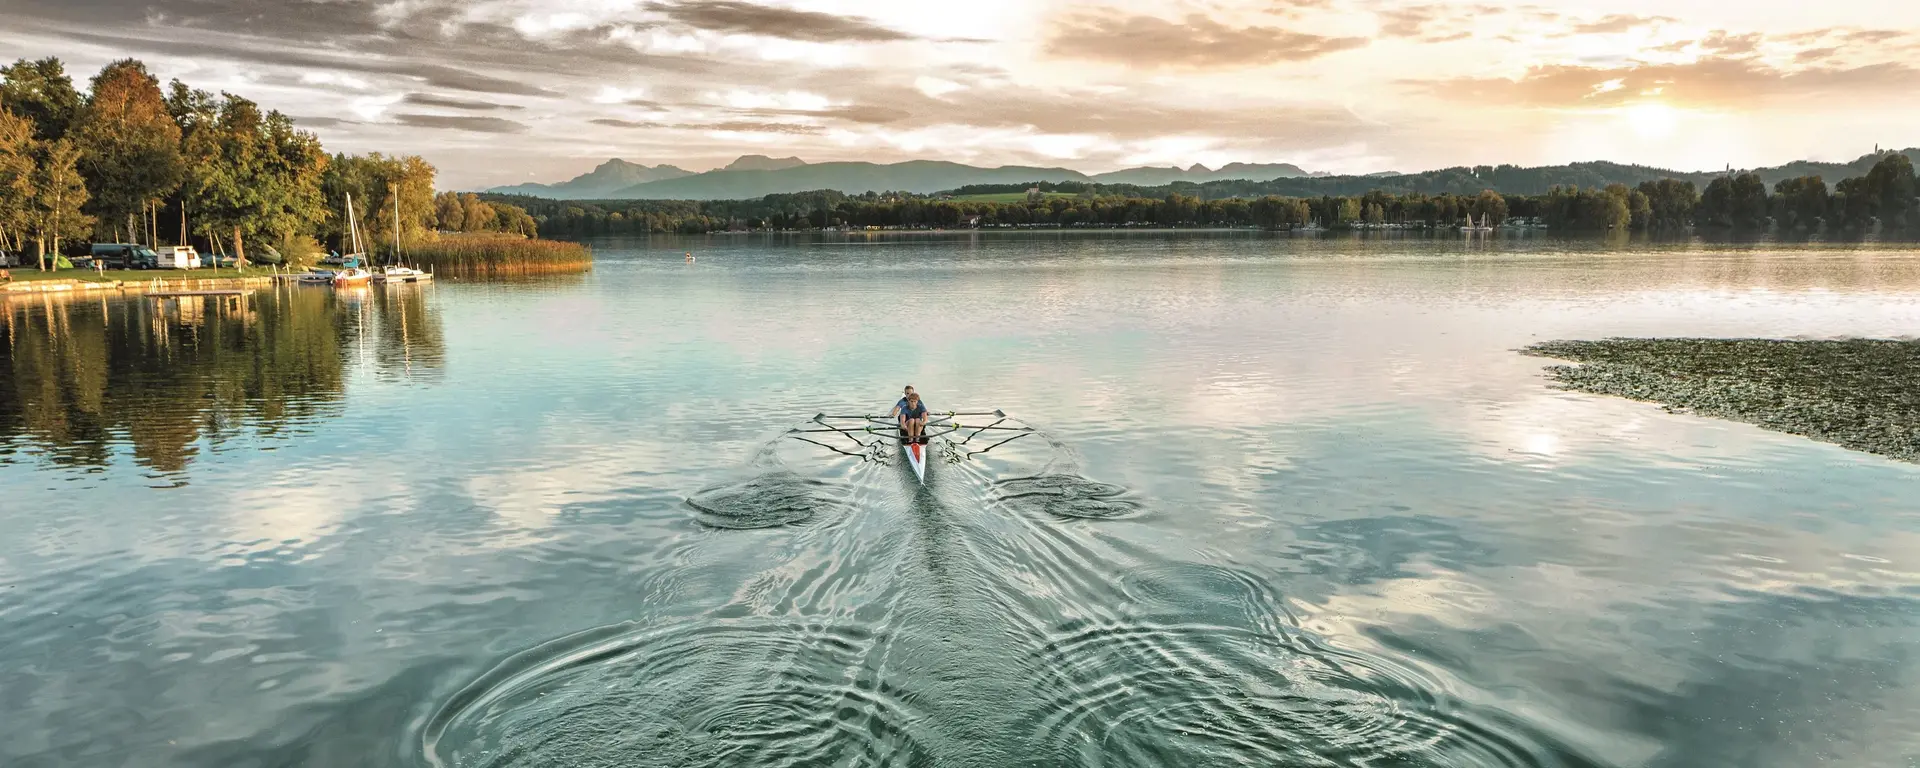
[685,252,695,263]
[889,385,929,445]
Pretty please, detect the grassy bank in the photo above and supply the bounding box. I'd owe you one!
[1523,338,1920,463]
[4,266,283,283]
[401,234,593,276]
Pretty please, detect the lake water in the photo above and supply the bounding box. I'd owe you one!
[3,232,1919,768]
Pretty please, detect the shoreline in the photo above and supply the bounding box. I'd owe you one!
[3,275,280,296]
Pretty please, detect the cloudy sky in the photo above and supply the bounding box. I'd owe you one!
[7,0,1917,189]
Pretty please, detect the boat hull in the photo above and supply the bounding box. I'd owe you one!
[902,436,927,484]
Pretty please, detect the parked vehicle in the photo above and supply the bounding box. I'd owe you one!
[0,251,16,268]
[199,251,239,268]
[90,243,161,270]
[157,245,199,269]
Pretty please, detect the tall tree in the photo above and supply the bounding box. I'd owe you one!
[0,57,84,142]
[177,92,330,266]
[0,111,34,251]
[1635,179,1698,230]
[71,60,182,243]
[1772,176,1828,231]
[29,138,93,269]
[1862,153,1917,231]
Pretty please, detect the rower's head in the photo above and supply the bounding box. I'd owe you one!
[903,385,915,396]
[905,391,919,403]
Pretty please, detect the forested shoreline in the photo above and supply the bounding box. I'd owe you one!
[0,57,558,272]
[495,155,1919,238]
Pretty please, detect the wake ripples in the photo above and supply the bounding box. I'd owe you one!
[423,421,1589,768]
[422,619,928,768]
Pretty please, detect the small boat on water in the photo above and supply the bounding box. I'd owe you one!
[333,265,372,286]
[1462,213,1495,232]
[901,429,928,483]
[374,265,433,284]
[788,409,1032,486]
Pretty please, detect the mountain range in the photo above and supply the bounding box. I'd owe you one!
[487,156,1318,200]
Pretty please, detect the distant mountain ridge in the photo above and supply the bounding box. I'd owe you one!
[608,160,1095,199]
[490,155,1321,200]
[487,150,1920,202]
[1090,162,1315,185]
[489,158,692,199]
[724,154,807,172]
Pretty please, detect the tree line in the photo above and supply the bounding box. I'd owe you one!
[493,153,1919,238]
[0,57,541,271]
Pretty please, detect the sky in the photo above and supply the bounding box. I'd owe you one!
[6,0,1918,189]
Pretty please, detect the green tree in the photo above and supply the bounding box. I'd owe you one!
[460,193,495,233]
[1831,176,1876,230]
[1772,176,1828,231]
[434,191,465,231]
[0,57,84,142]
[30,138,93,269]
[177,92,324,266]
[1635,179,1698,230]
[1472,189,1509,225]
[0,111,34,251]
[71,60,183,243]
[1862,153,1917,231]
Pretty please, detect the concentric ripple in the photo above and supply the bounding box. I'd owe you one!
[686,471,845,529]
[1016,617,1585,767]
[422,619,928,768]
[994,474,1145,520]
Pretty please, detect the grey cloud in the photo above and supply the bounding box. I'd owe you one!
[651,0,916,43]
[1045,13,1369,68]
[394,114,530,134]
[291,116,358,128]
[592,118,667,128]
[46,28,561,97]
[402,93,527,111]
[729,105,911,124]
[590,118,820,134]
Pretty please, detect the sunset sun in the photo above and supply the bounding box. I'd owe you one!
[1623,102,1679,140]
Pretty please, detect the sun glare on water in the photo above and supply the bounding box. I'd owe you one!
[1623,102,1679,139]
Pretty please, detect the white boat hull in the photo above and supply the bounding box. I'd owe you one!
[903,437,928,484]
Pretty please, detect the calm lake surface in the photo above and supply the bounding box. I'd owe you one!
[4,232,1919,768]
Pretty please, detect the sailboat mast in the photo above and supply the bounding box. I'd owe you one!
[392,183,401,266]
[346,192,359,256]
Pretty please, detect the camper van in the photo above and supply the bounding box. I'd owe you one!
[157,245,199,269]
[90,243,161,270]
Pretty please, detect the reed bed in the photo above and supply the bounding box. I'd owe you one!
[402,234,593,276]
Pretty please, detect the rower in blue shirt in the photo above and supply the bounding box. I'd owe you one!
[888,385,929,445]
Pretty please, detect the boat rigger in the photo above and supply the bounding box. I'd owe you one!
[787,410,1033,485]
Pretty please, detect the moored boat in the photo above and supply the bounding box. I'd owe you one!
[332,267,372,287]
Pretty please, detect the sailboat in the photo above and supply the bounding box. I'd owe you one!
[375,187,433,284]
[331,193,373,286]
[1463,213,1494,232]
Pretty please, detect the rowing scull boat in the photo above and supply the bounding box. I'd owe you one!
[902,432,928,483]
[786,410,1033,485]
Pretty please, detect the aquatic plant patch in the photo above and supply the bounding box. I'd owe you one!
[1522,338,1920,463]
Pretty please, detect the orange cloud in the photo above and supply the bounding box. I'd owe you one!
[1045,12,1369,69]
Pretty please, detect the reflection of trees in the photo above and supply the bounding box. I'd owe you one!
[0,285,445,474]
[370,285,446,381]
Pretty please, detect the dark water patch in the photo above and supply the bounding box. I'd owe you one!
[1523,338,1920,462]
[1118,562,1299,633]
[422,619,927,768]
[994,474,1145,520]
[685,472,844,529]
